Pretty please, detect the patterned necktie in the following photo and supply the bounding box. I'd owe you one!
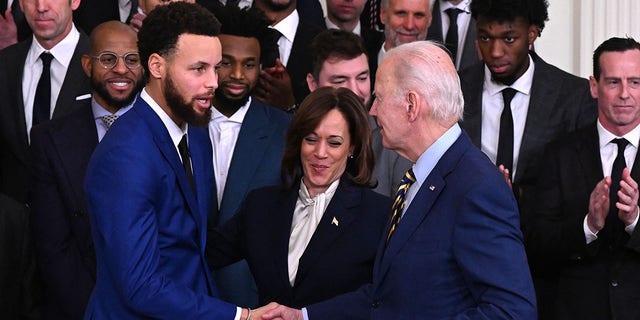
[33,52,54,126]
[445,8,463,65]
[369,0,379,31]
[386,168,416,244]
[496,88,518,180]
[100,114,119,130]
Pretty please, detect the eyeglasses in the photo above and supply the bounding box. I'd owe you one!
[90,51,141,70]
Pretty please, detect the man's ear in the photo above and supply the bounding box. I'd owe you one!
[306,73,318,92]
[148,53,165,79]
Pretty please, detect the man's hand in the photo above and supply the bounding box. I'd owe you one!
[0,9,18,50]
[129,12,146,32]
[497,164,512,190]
[253,58,295,110]
[261,303,303,320]
[587,177,611,233]
[616,167,639,225]
[248,302,282,320]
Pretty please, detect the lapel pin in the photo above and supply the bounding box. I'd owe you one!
[429,185,436,191]
[331,216,339,226]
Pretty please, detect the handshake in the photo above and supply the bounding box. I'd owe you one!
[244,303,303,320]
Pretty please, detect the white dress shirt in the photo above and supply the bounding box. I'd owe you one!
[438,0,472,69]
[272,9,299,67]
[209,98,251,208]
[23,25,81,141]
[118,0,132,22]
[480,54,535,179]
[583,120,640,243]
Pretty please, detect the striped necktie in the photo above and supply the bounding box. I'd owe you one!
[386,168,416,244]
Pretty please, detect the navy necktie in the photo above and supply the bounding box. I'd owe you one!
[33,52,54,127]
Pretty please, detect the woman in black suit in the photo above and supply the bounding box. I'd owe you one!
[207,87,391,308]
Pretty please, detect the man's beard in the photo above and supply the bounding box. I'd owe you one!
[164,73,211,127]
[91,76,144,110]
[214,83,251,112]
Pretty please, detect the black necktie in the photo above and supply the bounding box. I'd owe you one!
[33,52,54,127]
[1,0,8,12]
[608,138,629,233]
[178,134,195,192]
[445,8,463,64]
[261,28,281,68]
[496,88,517,180]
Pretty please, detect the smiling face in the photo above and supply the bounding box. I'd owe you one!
[160,33,221,127]
[380,0,431,50]
[20,0,80,49]
[82,25,144,113]
[476,16,537,85]
[307,53,371,106]
[592,49,640,136]
[301,108,353,197]
[214,34,260,115]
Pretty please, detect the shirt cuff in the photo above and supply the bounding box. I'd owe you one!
[234,307,242,320]
[302,307,309,320]
[584,214,598,244]
[625,205,640,235]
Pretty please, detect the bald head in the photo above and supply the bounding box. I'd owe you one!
[384,41,463,126]
[89,21,138,55]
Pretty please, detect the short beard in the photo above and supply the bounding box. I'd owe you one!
[164,73,211,127]
[91,77,143,110]
[214,87,251,114]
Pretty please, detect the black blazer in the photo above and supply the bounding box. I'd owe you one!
[73,0,138,34]
[0,193,40,320]
[426,0,478,71]
[459,52,597,192]
[524,124,640,320]
[287,20,325,105]
[0,33,91,203]
[29,102,98,320]
[207,177,391,308]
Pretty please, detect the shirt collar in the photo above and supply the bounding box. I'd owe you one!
[298,177,340,207]
[27,24,80,69]
[484,54,535,97]
[91,96,136,119]
[140,88,187,147]
[273,10,299,43]
[413,123,462,185]
[211,97,252,124]
[440,0,471,13]
[325,18,362,36]
[597,119,640,150]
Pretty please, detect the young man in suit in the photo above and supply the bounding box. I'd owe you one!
[0,0,91,204]
[459,0,597,200]
[262,41,537,320]
[305,29,410,198]
[29,21,144,320]
[206,4,291,309]
[525,37,640,320]
[83,3,274,319]
[252,0,324,110]
[426,0,478,70]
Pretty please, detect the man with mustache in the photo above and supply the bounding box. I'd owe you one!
[83,3,275,319]
[207,3,291,309]
[29,21,144,320]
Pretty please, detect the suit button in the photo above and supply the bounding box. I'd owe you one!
[611,280,619,287]
[372,301,380,308]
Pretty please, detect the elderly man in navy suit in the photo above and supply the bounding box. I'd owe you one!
[262,41,537,320]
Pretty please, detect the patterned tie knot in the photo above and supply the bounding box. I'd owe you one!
[101,114,119,129]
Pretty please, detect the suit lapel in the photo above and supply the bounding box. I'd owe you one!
[7,40,30,163]
[573,125,603,189]
[460,64,485,148]
[52,32,90,119]
[459,18,478,71]
[219,101,276,219]
[273,185,299,289]
[426,0,443,42]
[294,179,361,286]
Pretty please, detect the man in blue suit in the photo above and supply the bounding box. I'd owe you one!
[263,41,537,319]
[205,4,291,308]
[83,3,273,319]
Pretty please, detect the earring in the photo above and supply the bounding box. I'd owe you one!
[349,154,354,159]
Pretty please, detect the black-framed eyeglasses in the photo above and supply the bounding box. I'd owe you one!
[90,51,141,70]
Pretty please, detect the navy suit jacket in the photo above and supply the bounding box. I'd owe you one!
[208,177,391,308]
[29,101,98,320]
[524,124,640,320]
[209,99,291,307]
[459,52,597,194]
[83,97,236,319]
[426,0,479,71]
[0,33,91,203]
[307,132,537,319]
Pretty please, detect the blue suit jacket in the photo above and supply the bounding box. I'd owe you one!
[308,132,537,319]
[29,101,98,319]
[208,177,391,308]
[209,99,290,308]
[83,98,235,319]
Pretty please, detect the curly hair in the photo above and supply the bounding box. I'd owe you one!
[470,0,549,36]
[137,2,221,81]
